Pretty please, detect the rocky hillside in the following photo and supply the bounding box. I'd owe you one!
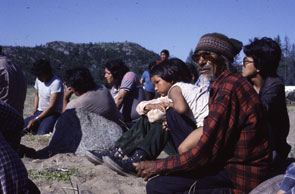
[2,41,160,85]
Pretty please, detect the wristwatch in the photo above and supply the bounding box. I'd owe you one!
[35,116,39,121]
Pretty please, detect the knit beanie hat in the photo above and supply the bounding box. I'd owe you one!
[194,33,243,62]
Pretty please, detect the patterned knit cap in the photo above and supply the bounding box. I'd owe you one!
[194,33,243,62]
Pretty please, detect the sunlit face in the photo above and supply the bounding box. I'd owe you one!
[151,75,172,96]
[104,68,114,84]
[241,56,257,78]
[192,50,221,79]
[160,52,168,61]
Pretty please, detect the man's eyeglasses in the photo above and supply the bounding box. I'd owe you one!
[242,57,254,67]
[192,51,218,64]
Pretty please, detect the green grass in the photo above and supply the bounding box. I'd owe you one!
[28,168,79,182]
[25,135,36,141]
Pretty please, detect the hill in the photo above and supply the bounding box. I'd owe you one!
[2,41,160,85]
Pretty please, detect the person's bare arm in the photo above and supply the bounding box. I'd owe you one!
[140,78,144,85]
[32,90,39,115]
[277,190,286,194]
[115,89,129,109]
[169,86,188,115]
[27,92,61,129]
[63,87,74,112]
[178,127,203,154]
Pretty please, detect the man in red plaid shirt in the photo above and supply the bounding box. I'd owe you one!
[134,33,272,194]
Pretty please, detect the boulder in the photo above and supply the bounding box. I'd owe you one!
[37,108,123,157]
[249,175,284,194]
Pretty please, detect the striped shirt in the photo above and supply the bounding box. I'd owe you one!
[154,71,271,193]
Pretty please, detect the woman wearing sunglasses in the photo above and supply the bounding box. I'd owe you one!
[242,37,290,167]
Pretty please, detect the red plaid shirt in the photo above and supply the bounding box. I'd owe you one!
[155,71,271,193]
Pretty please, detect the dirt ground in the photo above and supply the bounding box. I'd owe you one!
[21,134,148,194]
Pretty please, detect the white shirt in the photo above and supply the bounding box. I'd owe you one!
[34,75,64,112]
[168,82,209,128]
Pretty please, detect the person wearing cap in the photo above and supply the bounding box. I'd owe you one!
[242,37,290,167]
[134,33,271,194]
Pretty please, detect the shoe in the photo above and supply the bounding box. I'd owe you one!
[103,149,148,177]
[85,150,109,165]
[103,156,137,177]
[86,147,125,165]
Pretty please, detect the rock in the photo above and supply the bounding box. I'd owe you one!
[37,109,123,157]
[249,175,284,194]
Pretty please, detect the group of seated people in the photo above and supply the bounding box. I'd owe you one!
[0,32,294,194]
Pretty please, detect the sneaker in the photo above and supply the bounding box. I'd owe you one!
[103,156,137,177]
[86,147,125,165]
[103,149,148,177]
[85,150,108,165]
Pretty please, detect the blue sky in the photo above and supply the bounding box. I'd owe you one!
[1,0,295,61]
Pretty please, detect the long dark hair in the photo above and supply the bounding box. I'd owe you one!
[244,37,281,78]
[105,59,129,87]
[64,67,96,94]
[150,58,192,84]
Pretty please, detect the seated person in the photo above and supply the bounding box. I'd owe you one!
[0,99,40,193]
[88,58,210,177]
[140,61,156,100]
[0,99,23,152]
[104,59,146,126]
[63,67,124,127]
[0,46,27,115]
[134,33,271,194]
[24,59,64,135]
[242,37,291,165]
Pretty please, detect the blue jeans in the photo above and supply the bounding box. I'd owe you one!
[146,169,233,194]
[24,111,60,135]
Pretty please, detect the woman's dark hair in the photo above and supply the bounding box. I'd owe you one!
[148,61,157,72]
[160,49,170,57]
[64,67,96,94]
[105,59,129,86]
[150,58,192,83]
[31,59,52,76]
[244,37,281,77]
[186,62,199,83]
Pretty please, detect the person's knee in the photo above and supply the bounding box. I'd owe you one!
[146,178,160,194]
[178,144,187,154]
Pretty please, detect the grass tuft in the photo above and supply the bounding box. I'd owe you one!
[28,168,79,182]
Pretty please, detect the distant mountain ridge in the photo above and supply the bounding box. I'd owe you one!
[2,41,160,85]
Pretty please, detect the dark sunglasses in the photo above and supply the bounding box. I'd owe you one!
[192,51,219,64]
[242,57,254,67]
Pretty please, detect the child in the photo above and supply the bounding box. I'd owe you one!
[102,58,210,176]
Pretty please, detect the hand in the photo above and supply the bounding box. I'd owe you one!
[27,118,39,130]
[145,103,166,112]
[31,110,37,116]
[162,120,169,131]
[133,161,157,181]
[64,87,74,100]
